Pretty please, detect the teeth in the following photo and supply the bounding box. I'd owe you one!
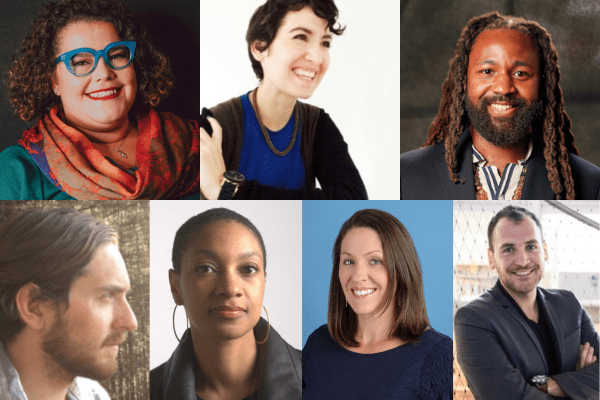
[353,289,375,296]
[490,103,513,111]
[88,89,118,98]
[514,269,532,276]
[293,68,316,79]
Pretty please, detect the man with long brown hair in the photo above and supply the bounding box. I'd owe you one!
[400,12,600,200]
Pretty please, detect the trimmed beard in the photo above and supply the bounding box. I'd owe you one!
[465,93,542,147]
[41,310,124,381]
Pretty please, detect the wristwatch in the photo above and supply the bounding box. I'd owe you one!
[217,170,245,199]
[530,375,548,393]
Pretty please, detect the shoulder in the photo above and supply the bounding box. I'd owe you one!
[567,152,600,197]
[0,146,38,199]
[209,95,243,119]
[303,325,332,354]
[418,330,453,400]
[149,362,166,400]
[401,142,446,167]
[0,144,32,164]
[454,291,498,326]
[156,111,199,134]
[568,152,600,178]
[72,376,111,400]
[539,287,580,309]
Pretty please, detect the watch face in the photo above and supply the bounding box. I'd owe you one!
[224,170,245,183]
[531,375,548,386]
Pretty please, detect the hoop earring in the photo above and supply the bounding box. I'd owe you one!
[173,304,189,343]
[255,305,270,345]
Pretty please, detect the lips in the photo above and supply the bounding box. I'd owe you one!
[85,87,122,101]
[351,287,376,299]
[292,68,317,81]
[211,306,246,318]
[512,268,535,277]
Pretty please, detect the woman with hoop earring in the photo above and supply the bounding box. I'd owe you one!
[150,208,301,400]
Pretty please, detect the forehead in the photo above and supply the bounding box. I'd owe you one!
[341,227,383,253]
[185,220,263,260]
[492,216,542,246]
[469,28,539,67]
[57,20,121,53]
[278,5,329,35]
[72,243,130,291]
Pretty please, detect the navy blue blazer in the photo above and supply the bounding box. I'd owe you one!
[455,282,599,400]
[400,128,600,199]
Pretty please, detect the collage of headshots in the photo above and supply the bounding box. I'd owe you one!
[0,0,599,399]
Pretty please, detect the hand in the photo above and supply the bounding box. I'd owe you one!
[576,342,597,370]
[200,116,226,200]
[547,377,568,398]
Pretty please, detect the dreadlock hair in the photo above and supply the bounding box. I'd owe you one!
[424,11,578,199]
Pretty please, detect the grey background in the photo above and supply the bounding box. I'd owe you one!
[400,0,600,167]
[0,0,199,153]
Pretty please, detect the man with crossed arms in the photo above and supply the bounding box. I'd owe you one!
[455,205,598,399]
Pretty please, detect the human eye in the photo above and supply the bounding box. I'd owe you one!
[370,258,382,265]
[480,68,493,75]
[294,34,308,41]
[341,259,353,266]
[322,41,331,48]
[514,70,530,78]
[526,243,538,250]
[502,246,514,254]
[241,264,259,275]
[196,264,216,274]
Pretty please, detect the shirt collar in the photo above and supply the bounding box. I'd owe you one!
[472,139,534,166]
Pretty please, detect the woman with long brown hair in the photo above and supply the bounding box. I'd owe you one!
[302,209,452,399]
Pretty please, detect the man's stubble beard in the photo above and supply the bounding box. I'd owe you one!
[465,93,542,147]
[41,311,121,382]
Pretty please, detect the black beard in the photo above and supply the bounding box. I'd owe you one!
[465,93,542,147]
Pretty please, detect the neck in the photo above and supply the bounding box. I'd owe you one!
[255,83,296,131]
[471,126,529,176]
[192,328,258,395]
[501,282,538,320]
[5,331,74,400]
[65,113,133,145]
[354,306,397,347]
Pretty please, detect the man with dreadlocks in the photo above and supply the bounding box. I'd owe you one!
[400,12,600,200]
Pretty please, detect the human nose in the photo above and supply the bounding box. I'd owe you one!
[92,56,116,80]
[117,298,138,332]
[492,71,516,95]
[304,42,324,65]
[514,247,529,267]
[215,269,243,297]
[351,261,369,283]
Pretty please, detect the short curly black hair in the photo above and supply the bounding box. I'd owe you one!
[8,0,174,122]
[246,0,345,81]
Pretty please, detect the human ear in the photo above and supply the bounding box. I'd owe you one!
[50,73,59,96]
[168,269,184,305]
[487,248,496,270]
[250,40,269,62]
[14,282,52,331]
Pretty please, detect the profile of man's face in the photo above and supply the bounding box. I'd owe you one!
[466,29,542,147]
[488,216,547,298]
[41,243,138,381]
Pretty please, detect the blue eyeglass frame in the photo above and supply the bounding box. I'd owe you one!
[54,41,137,77]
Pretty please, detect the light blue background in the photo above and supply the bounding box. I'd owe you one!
[302,200,453,347]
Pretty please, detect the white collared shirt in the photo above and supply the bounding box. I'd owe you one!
[472,140,533,200]
[0,341,110,400]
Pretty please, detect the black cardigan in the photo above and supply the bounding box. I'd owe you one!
[201,95,368,199]
[150,318,302,400]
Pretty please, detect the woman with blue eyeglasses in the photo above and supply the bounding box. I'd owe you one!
[0,0,199,200]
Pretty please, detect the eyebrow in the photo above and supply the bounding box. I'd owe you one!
[289,27,332,40]
[341,250,383,257]
[500,239,539,249]
[476,59,533,68]
[96,284,131,295]
[193,249,263,261]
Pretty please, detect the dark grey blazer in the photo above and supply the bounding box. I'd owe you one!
[150,318,302,400]
[400,128,600,199]
[455,281,599,400]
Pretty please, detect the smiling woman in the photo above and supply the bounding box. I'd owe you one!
[200,0,367,200]
[0,0,200,200]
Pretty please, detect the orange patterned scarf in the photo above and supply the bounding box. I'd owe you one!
[20,106,199,199]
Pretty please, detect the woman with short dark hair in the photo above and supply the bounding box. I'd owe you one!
[200,0,367,200]
[303,209,452,399]
[0,0,199,200]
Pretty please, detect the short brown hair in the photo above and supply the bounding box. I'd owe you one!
[328,209,431,347]
[246,0,345,81]
[8,0,174,122]
[0,208,118,343]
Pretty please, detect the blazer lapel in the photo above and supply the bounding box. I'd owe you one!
[441,128,475,199]
[490,286,548,370]
[536,289,565,370]
[521,142,556,199]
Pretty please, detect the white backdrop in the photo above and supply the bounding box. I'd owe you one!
[200,0,400,199]
[149,200,302,370]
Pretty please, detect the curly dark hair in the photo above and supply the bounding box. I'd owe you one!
[246,0,345,81]
[424,12,579,199]
[8,0,174,122]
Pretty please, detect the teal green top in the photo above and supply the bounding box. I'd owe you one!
[0,145,199,200]
[0,145,74,200]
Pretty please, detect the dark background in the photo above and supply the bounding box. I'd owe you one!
[401,0,600,167]
[0,200,149,400]
[0,0,199,153]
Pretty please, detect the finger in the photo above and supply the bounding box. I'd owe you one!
[578,343,586,369]
[207,116,223,147]
[200,127,211,142]
[586,346,595,363]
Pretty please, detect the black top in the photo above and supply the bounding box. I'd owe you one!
[496,281,561,375]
